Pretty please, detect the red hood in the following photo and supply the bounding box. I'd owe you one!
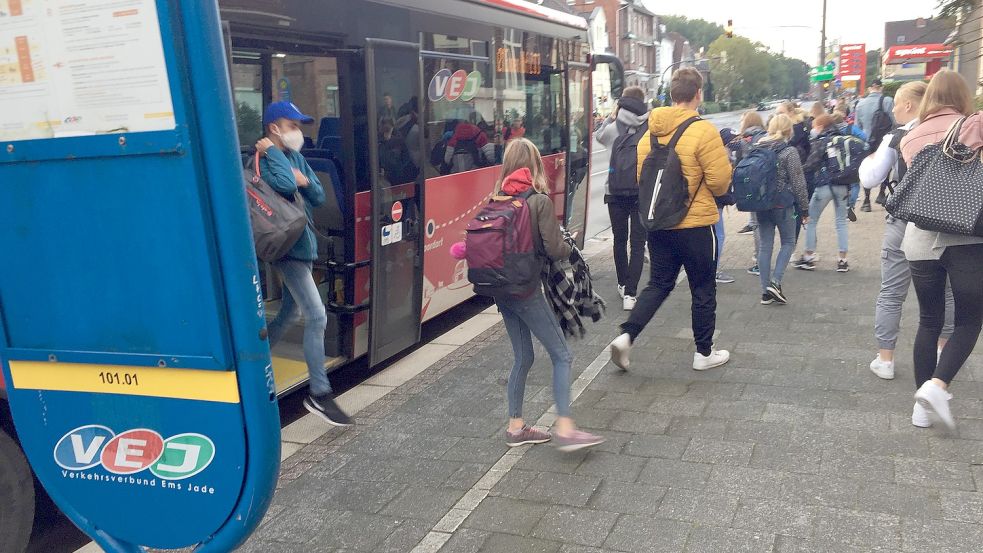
[448,122,489,149]
[501,168,534,195]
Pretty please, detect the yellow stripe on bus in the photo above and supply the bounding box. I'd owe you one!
[8,361,240,404]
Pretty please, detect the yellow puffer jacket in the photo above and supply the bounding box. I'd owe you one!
[636,107,733,229]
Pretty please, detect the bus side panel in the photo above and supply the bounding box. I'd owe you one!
[421,169,494,322]
[421,152,568,322]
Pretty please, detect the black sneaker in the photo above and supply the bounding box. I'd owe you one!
[860,201,872,213]
[760,293,775,305]
[794,257,815,271]
[847,207,857,222]
[304,393,353,427]
[767,282,788,304]
[875,190,887,205]
[836,259,850,273]
[737,225,756,235]
[747,264,760,276]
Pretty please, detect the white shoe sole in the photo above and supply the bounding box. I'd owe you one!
[554,439,605,453]
[506,437,551,447]
[693,358,729,371]
[304,399,354,427]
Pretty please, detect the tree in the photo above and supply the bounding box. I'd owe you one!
[661,15,725,52]
[937,0,977,18]
[707,36,771,105]
[866,48,882,84]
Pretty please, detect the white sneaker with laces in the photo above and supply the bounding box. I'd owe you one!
[609,334,632,370]
[693,350,730,371]
[623,296,636,311]
[914,381,956,432]
[869,355,895,380]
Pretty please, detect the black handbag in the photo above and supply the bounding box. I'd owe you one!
[885,117,983,237]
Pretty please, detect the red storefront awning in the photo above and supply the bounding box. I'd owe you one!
[884,43,953,65]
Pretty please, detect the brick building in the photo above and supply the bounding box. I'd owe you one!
[567,0,660,99]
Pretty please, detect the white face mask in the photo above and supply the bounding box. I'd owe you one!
[275,126,305,152]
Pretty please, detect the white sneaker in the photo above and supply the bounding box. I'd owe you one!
[609,333,632,370]
[914,381,956,432]
[869,355,895,380]
[623,296,637,311]
[912,402,932,428]
[693,350,730,371]
[618,285,625,298]
[911,391,954,428]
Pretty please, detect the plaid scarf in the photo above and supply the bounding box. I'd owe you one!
[542,231,606,339]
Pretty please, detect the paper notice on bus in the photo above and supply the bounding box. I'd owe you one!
[0,0,176,141]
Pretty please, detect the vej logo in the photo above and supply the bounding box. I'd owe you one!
[428,69,481,102]
[54,425,215,480]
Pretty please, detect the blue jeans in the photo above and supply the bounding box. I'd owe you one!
[806,185,849,254]
[497,290,572,418]
[849,183,860,207]
[756,207,798,291]
[267,259,332,395]
[714,208,725,267]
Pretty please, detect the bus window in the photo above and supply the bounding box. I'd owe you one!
[231,51,264,148]
[494,32,566,156]
[270,54,340,152]
[422,55,495,178]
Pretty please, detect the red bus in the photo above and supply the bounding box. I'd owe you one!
[0,3,622,544]
[219,0,624,392]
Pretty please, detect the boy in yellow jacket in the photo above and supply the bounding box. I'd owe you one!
[609,68,734,372]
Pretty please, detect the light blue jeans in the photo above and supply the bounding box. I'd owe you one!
[806,184,850,254]
[756,206,798,291]
[497,290,572,418]
[714,207,725,266]
[849,183,860,207]
[268,259,332,395]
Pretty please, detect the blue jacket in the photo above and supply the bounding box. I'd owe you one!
[855,92,895,136]
[258,147,325,261]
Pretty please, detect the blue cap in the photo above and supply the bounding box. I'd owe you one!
[263,101,314,126]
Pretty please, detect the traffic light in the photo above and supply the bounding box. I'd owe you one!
[823,81,831,90]
[725,20,733,38]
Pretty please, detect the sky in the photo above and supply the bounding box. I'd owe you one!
[643,0,942,66]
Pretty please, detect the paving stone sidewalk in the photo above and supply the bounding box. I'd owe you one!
[241,205,983,553]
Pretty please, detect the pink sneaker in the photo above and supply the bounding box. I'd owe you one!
[553,430,605,453]
[505,426,552,447]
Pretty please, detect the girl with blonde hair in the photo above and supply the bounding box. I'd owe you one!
[897,70,983,431]
[751,114,809,305]
[492,138,605,451]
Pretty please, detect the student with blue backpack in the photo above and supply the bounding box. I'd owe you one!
[594,87,650,311]
[794,114,869,272]
[732,115,810,304]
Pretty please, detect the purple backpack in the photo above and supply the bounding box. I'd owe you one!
[465,192,540,298]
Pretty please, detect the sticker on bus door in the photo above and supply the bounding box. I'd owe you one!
[381,223,402,246]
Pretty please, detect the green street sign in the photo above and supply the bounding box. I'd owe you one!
[810,67,835,82]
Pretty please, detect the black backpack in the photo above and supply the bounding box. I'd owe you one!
[867,96,894,149]
[607,124,647,197]
[886,127,910,193]
[637,116,700,231]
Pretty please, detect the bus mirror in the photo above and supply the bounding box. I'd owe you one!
[591,54,625,100]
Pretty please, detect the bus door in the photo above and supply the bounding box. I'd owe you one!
[365,39,426,366]
[564,61,592,249]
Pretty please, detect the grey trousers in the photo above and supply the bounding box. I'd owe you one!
[875,216,954,350]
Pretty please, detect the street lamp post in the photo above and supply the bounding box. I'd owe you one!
[819,0,828,103]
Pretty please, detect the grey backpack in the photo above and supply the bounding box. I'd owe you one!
[243,152,308,262]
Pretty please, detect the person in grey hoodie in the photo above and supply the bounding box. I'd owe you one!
[594,87,649,311]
